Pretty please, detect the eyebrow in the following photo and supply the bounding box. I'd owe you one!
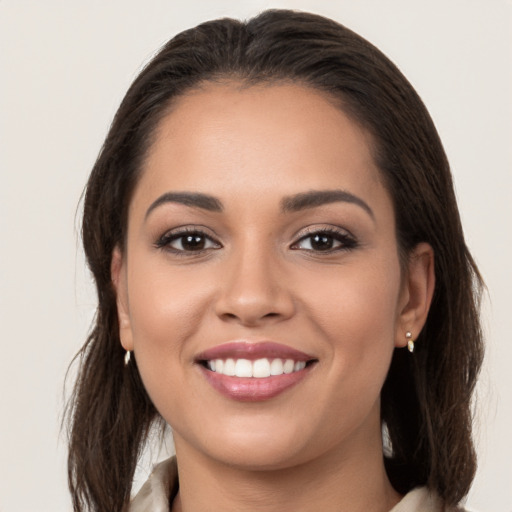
[145,189,374,220]
[145,192,223,219]
[281,189,374,219]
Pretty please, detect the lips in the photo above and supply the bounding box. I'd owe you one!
[195,341,317,401]
[197,341,313,361]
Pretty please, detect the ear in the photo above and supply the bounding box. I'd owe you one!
[395,242,435,348]
[111,246,134,351]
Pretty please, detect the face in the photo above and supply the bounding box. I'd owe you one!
[113,83,429,471]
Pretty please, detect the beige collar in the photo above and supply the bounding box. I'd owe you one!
[129,457,463,512]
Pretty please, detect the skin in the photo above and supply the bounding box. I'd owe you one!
[112,83,435,512]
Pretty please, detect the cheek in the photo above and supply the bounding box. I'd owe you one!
[296,254,402,394]
[299,254,402,340]
[297,258,402,437]
[125,259,215,392]
[128,257,212,340]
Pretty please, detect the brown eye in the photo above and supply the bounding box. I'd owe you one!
[156,230,221,253]
[178,234,207,251]
[309,234,336,251]
[292,229,356,252]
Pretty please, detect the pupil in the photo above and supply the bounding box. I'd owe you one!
[183,234,204,250]
[311,234,333,251]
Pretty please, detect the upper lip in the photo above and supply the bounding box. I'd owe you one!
[195,341,315,362]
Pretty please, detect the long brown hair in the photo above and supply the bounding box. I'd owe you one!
[67,9,484,511]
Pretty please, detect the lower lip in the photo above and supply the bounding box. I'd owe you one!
[200,365,313,402]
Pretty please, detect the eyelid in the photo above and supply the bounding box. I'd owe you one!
[290,225,357,252]
[292,224,354,241]
[154,225,222,253]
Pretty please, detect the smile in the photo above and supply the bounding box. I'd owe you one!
[205,358,307,378]
[196,341,317,401]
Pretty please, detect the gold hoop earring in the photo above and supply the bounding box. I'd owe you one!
[124,350,131,366]
[406,332,415,353]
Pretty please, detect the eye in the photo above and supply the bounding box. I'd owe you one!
[291,228,357,252]
[155,229,221,254]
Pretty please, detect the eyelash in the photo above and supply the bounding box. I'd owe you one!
[154,226,357,256]
[154,227,221,256]
[290,227,357,253]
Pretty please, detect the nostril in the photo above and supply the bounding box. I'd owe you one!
[222,312,239,321]
[214,287,295,326]
[219,310,283,325]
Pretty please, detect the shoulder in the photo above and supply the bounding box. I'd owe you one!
[390,487,470,512]
[127,462,474,512]
[128,457,178,512]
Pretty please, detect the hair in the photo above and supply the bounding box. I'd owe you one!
[66,9,484,512]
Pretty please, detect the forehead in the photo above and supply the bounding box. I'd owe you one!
[134,82,385,211]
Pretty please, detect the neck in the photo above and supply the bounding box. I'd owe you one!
[171,423,401,512]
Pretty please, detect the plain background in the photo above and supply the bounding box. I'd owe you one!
[1,1,511,510]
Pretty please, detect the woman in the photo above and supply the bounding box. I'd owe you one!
[67,9,484,512]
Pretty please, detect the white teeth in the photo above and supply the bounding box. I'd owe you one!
[253,358,271,378]
[294,361,306,372]
[270,358,284,375]
[283,359,295,374]
[206,357,308,378]
[224,358,236,376]
[235,359,253,377]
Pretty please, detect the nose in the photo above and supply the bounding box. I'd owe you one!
[214,246,295,327]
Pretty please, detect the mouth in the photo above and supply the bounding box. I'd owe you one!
[195,341,318,401]
[200,357,313,377]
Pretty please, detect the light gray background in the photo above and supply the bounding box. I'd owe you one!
[1,1,510,511]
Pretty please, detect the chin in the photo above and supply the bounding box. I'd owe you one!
[174,414,335,472]
[208,442,310,472]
